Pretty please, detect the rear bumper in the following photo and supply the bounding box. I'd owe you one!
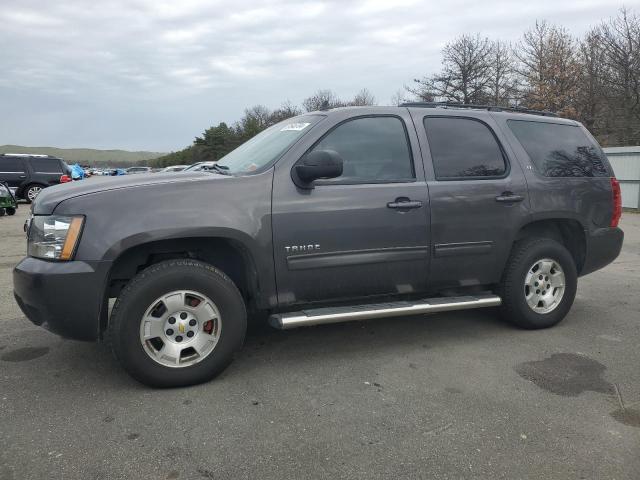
[13,257,110,340]
[580,227,624,276]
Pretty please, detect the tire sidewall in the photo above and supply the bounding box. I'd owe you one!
[503,239,577,329]
[112,260,246,387]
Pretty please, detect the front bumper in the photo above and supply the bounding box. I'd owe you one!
[13,257,110,340]
[580,227,624,276]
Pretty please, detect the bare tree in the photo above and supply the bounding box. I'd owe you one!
[269,101,302,123]
[516,21,581,116]
[575,29,607,135]
[302,89,344,112]
[390,88,408,106]
[488,40,517,106]
[350,88,377,106]
[597,7,640,145]
[407,34,493,104]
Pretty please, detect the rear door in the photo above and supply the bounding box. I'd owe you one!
[0,157,28,189]
[29,157,64,186]
[410,109,530,289]
[271,109,431,306]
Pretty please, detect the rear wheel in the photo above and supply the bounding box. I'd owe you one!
[5,207,15,216]
[24,184,43,203]
[108,259,247,387]
[498,238,577,329]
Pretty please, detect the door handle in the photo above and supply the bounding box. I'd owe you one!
[495,192,524,203]
[19,175,26,179]
[387,198,423,210]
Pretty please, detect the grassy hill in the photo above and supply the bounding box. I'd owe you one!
[0,145,165,167]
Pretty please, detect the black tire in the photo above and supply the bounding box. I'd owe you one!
[5,207,16,216]
[0,209,4,217]
[498,237,577,329]
[108,259,247,387]
[24,184,44,203]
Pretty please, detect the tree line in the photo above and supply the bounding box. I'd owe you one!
[151,7,639,168]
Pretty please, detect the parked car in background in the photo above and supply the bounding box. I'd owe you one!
[0,153,72,202]
[161,165,189,172]
[126,166,151,174]
[183,161,216,172]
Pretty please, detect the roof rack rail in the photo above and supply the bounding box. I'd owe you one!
[400,101,558,117]
[1,153,53,157]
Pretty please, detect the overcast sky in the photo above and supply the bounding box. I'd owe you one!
[0,0,634,152]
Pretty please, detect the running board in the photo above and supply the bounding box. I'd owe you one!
[269,294,501,330]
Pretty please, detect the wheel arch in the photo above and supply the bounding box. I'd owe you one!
[101,235,261,334]
[513,217,586,274]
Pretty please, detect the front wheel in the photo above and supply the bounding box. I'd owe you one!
[498,238,577,329]
[5,207,16,216]
[108,259,247,387]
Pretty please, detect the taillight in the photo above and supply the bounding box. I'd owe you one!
[610,177,622,227]
[60,174,71,183]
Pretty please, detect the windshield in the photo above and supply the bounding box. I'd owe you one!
[216,115,322,174]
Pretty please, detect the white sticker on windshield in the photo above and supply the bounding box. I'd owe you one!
[280,122,311,131]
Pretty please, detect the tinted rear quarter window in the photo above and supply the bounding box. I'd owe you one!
[424,117,506,179]
[30,158,63,173]
[507,120,609,177]
[0,157,26,173]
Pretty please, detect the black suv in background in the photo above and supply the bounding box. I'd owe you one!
[0,154,72,202]
[13,103,623,387]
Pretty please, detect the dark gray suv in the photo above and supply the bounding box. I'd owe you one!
[13,104,624,387]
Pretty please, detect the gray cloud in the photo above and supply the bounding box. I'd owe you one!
[0,0,633,150]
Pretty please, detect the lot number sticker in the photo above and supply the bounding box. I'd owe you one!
[281,123,311,131]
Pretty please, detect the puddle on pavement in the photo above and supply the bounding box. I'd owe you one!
[610,408,640,427]
[1,346,49,362]
[515,353,614,397]
[516,353,639,428]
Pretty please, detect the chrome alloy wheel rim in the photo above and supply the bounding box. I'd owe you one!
[27,186,42,201]
[524,258,566,314]
[139,290,221,368]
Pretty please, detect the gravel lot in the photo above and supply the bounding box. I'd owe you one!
[0,205,639,480]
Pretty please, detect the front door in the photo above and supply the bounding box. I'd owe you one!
[411,110,530,289]
[272,112,431,306]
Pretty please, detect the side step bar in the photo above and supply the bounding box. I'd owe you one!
[269,294,501,330]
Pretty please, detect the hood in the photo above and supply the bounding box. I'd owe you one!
[33,171,229,215]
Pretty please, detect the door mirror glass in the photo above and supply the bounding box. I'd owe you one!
[294,150,343,185]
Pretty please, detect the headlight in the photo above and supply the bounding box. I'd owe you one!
[28,215,84,261]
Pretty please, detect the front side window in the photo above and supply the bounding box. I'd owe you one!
[310,116,414,183]
[424,117,507,179]
[30,158,63,173]
[508,120,609,177]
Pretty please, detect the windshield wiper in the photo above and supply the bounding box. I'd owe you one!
[210,164,231,175]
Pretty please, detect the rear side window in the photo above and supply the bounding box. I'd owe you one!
[0,157,26,173]
[30,158,63,173]
[312,116,415,183]
[507,120,609,177]
[424,117,507,179]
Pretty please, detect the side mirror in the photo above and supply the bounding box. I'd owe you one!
[294,150,343,186]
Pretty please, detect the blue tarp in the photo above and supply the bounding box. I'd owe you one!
[70,164,85,180]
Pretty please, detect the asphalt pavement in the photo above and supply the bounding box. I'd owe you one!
[1,205,638,480]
